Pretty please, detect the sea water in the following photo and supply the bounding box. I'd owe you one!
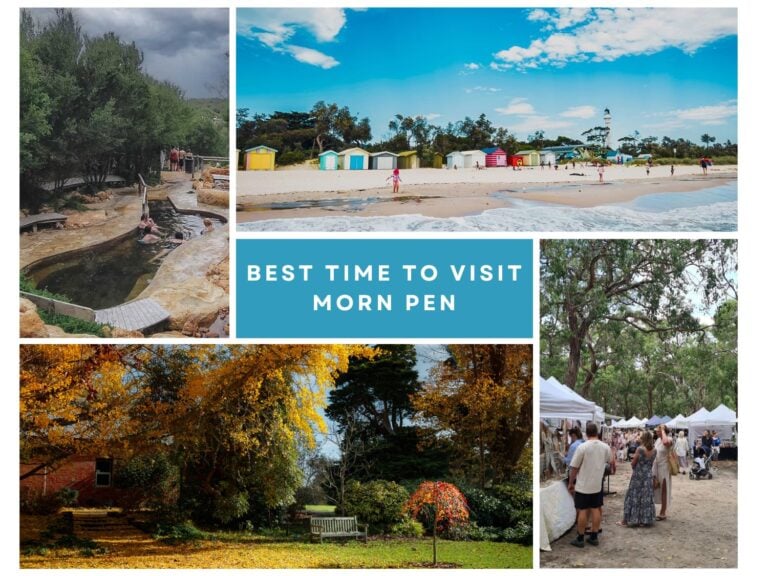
[238,180,737,233]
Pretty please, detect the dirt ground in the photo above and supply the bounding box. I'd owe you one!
[541,459,737,568]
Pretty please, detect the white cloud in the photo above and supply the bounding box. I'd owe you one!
[527,9,550,23]
[239,8,346,68]
[465,86,501,94]
[550,8,593,30]
[495,98,536,115]
[423,113,442,121]
[672,101,737,125]
[561,105,596,119]
[464,62,481,70]
[645,100,737,130]
[494,7,736,70]
[506,115,573,134]
[527,7,592,30]
[489,62,517,72]
[284,45,339,69]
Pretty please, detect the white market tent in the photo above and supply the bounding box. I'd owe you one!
[688,404,737,445]
[666,413,688,429]
[706,404,737,425]
[619,416,643,428]
[539,376,604,422]
[539,377,605,552]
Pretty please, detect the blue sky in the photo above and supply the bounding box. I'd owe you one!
[237,7,737,145]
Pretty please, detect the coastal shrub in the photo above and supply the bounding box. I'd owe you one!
[628,155,737,166]
[20,275,109,336]
[36,310,107,337]
[20,274,65,301]
[277,150,306,166]
[344,480,409,533]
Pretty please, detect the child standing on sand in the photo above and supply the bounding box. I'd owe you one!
[598,164,605,183]
[386,168,402,194]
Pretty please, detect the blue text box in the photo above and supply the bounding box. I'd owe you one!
[236,239,533,338]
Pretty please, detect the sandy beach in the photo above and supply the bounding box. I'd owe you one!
[236,164,737,222]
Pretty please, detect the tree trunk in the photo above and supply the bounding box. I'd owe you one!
[432,483,438,566]
[505,392,533,469]
[565,333,582,389]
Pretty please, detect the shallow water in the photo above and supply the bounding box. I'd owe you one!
[238,180,737,233]
[27,201,223,309]
[241,195,442,213]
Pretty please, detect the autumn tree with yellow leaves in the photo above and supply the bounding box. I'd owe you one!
[412,345,533,487]
[20,344,373,526]
[20,345,134,480]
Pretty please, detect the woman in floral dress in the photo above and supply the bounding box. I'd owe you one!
[618,430,657,527]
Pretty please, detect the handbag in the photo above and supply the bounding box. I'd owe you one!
[668,448,680,475]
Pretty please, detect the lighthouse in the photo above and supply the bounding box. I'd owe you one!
[604,107,612,150]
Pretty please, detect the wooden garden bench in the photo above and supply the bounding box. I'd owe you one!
[309,516,368,543]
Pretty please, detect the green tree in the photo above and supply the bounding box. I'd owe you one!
[326,345,447,481]
[540,240,737,399]
[580,126,609,154]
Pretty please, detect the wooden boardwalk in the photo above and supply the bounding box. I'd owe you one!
[41,175,126,191]
[20,212,67,232]
[95,298,169,332]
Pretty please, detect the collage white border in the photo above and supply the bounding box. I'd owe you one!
[3,0,757,574]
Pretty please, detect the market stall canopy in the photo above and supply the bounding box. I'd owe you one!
[614,418,628,428]
[687,407,711,423]
[660,415,672,424]
[625,416,643,427]
[704,404,737,426]
[539,376,604,422]
[687,405,736,445]
[666,414,688,429]
[645,415,664,427]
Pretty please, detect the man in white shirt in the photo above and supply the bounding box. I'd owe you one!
[568,422,612,547]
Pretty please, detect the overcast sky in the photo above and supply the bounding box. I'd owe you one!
[30,8,228,99]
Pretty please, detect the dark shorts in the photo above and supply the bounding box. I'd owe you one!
[574,491,604,510]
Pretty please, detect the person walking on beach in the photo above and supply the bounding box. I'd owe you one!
[671,164,675,176]
[597,164,605,184]
[386,168,402,194]
[700,157,708,175]
[568,422,612,547]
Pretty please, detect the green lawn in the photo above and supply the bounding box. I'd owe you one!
[281,539,533,569]
[304,504,336,514]
[21,512,532,569]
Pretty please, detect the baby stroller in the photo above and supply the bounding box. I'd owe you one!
[689,453,713,480]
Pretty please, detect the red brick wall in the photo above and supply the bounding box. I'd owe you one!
[21,456,125,507]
